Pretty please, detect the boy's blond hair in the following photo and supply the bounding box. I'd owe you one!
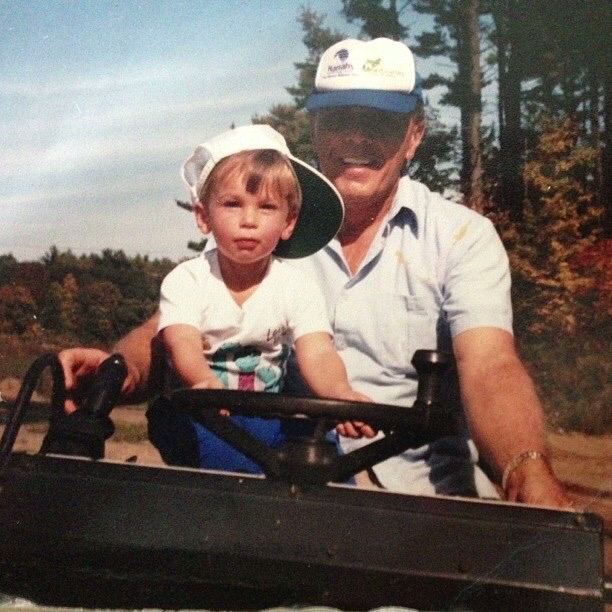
[198,149,302,218]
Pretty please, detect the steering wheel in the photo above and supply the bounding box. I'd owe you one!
[168,349,453,485]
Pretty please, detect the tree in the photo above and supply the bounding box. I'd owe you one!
[286,8,345,108]
[253,104,314,162]
[0,285,36,334]
[14,261,49,302]
[456,0,484,211]
[487,0,610,223]
[77,280,122,343]
[342,0,407,40]
[407,107,458,193]
[498,117,603,335]
[408,1,486,209]
[489,0,525,219]
[253,8,344,164]
[0,254,18,286]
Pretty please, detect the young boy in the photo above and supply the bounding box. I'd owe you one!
[149,124,371,472]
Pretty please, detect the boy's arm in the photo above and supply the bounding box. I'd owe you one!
[294,332,376,438]
[160,324,222,389]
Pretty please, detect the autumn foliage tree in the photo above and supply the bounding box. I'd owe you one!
[498,117,603,335]
[0,248,174,345]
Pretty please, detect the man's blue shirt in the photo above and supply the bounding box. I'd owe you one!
[289,177,512,496]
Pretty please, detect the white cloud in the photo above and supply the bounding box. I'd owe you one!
[0,62,292,180]
[0,165,179,210]
[0,57,288,98]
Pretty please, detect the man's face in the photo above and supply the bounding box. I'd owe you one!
[311,106,423,211]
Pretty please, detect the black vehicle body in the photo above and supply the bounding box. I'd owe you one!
[0,353,605,610]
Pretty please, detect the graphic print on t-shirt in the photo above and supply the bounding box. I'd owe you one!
[208,342,289,392]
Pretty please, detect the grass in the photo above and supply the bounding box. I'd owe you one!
[519,330,611,435]
[111,420,148,443]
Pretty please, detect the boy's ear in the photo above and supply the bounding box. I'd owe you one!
[280,214,298,241]
[193,202,210,234]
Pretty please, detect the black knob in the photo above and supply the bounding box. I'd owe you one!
[80,353,127,418]
[411,350,451,408]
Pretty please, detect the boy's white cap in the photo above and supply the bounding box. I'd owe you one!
[182,124,343,259]
[306,38,423,113]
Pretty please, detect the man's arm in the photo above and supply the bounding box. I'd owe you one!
[453,327,571,507]
[112,311,160,397]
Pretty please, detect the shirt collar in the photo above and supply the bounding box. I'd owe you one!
[385,176,419,238]
[323,177,419,258]
[203,234,216,253]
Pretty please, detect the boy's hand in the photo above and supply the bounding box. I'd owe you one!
[332,389,377,439]
[191,378,224,390]
[336,420,377,439]
[191,378,229,415]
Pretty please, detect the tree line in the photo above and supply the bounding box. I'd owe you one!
[0,247,174,344]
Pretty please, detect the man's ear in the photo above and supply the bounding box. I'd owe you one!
[403,119,426,162]
[280,214,298,241]
[193,202,210,234]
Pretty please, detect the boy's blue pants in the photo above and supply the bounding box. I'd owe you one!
[147,397,329,474]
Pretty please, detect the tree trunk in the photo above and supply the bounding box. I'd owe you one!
[587,66,601,210]
[603,67,611,237]
[458,0,484,213]
[494,0,524,221]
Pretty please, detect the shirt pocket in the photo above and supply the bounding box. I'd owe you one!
[335,292,433,374]
[375,293,433,372]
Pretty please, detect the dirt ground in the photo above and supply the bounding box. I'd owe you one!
[2,405,610,578]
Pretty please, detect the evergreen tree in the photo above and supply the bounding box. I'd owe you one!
[486,0,609,223]
[341,0,407,40]
[286,8,345,108]
[253,8,344,165]
[409,0,485,209]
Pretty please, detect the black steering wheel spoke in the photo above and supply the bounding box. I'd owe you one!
[169,388,439,485]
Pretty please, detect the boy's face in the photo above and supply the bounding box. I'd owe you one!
[195,171,296,267]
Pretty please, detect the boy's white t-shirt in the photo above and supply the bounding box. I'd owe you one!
[158,250,332,392]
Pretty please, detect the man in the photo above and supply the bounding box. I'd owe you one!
[60,38,570,507]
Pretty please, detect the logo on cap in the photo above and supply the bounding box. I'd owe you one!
[363,58,381,71]
[362,56,402,78]
[334,48,349,62]
[327,47,353,74]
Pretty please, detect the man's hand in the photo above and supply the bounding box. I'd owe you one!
[57,348,136,414]
[505,456,573,508]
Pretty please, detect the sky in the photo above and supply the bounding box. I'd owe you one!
[1,0,444,262]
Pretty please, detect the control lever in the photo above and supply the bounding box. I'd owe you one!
[40,354,127,459]
[411,349,453,437]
